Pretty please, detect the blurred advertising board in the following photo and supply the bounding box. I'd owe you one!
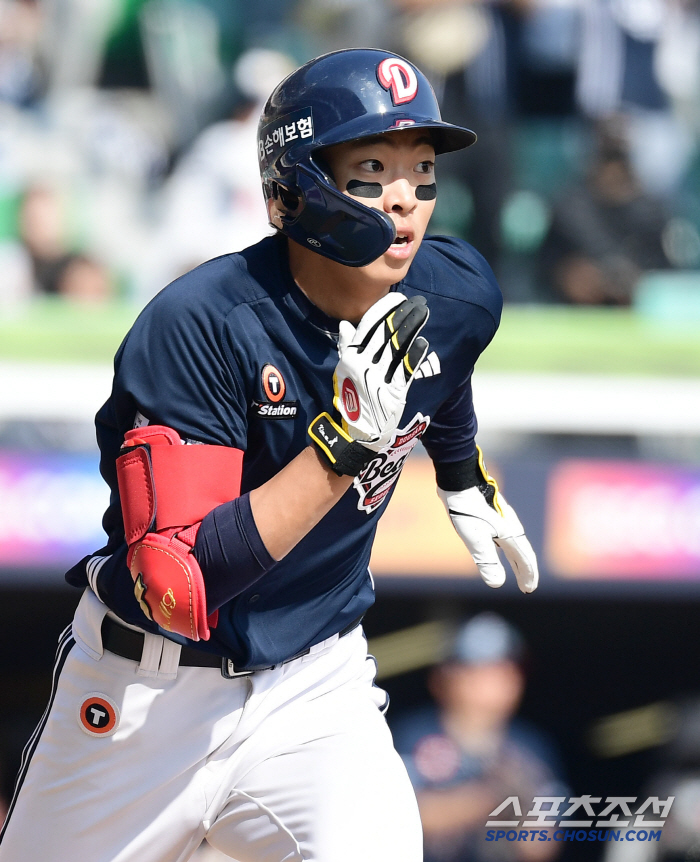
[545,460,700,579]
[369,457,477,579]
[372,453,700,592]
[1,448,699,591]
[0,452,107,575]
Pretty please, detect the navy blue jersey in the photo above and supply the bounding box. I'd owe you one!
[67,233,502,668]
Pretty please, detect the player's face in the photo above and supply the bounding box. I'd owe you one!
[322,128,437,282]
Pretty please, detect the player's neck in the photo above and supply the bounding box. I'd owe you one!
[287,238,397,324]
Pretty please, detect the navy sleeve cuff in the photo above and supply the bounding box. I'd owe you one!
[193,493,275,612]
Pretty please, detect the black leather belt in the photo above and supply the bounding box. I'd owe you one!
[101,614,363,679]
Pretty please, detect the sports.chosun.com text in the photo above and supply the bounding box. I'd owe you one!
[487,829,662,843]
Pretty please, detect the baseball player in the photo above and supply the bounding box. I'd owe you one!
[0,48,538,862]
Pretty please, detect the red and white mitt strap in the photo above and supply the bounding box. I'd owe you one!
[115,426,244,641]
[116,425,244,545]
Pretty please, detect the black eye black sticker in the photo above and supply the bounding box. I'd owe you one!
[345,180,436,200]
[346,180,383,198]
[416,183,437,201]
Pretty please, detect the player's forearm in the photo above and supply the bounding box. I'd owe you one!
[249,445,353,560]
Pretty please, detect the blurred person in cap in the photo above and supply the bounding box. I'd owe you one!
[392,613,565,862]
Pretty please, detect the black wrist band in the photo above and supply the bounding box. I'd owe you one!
[308,413,375,477]
[434,452,479,492]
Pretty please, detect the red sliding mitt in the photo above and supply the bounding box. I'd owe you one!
[116,425,244,641]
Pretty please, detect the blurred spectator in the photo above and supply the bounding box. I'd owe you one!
[41,0,126,92]
[145,48,292,292]
[18,184,79,295]
[540,118,672,305]
[58,254,112,302]
[140,0,229,148]
[518,0,582,118]
[389,0,517,270]
[576,0,698,198]
[392,613,565,862]
[0,0,43,107]
[15,184,115,301]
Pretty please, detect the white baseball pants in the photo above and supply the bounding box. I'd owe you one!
[0,589,422,862]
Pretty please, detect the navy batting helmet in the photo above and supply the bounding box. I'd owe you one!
[258,48,477,267]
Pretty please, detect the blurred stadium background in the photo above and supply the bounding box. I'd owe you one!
[1,0,700,859]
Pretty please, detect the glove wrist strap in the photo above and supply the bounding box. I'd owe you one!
[434,452,479,492]
[308,412,374,477]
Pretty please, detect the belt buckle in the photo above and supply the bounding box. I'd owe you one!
[220,658,255,680]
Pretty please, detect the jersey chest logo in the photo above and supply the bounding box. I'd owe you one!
[262,364,285,402]
[253,363,299,419]
[353,413,430,513]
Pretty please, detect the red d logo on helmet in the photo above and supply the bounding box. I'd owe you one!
[377,58,418,106]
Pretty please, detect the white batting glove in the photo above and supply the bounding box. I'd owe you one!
[438,447,539,593]
[333,292,429,451]
[309,293,429,476]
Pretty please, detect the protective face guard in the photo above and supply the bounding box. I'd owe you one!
[275,161,397,267]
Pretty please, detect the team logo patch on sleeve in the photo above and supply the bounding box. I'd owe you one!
[78,693,119,737]
[353,413,430,513]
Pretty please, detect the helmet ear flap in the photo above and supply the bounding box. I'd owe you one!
[278,185,301,211]
[269,180,301,212]
[264,161,396,266]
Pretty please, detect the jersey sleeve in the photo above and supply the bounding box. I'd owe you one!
[416,236,502,468]
[105,273,249,449]
[96,266,250,545]
[421,373,477,464]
